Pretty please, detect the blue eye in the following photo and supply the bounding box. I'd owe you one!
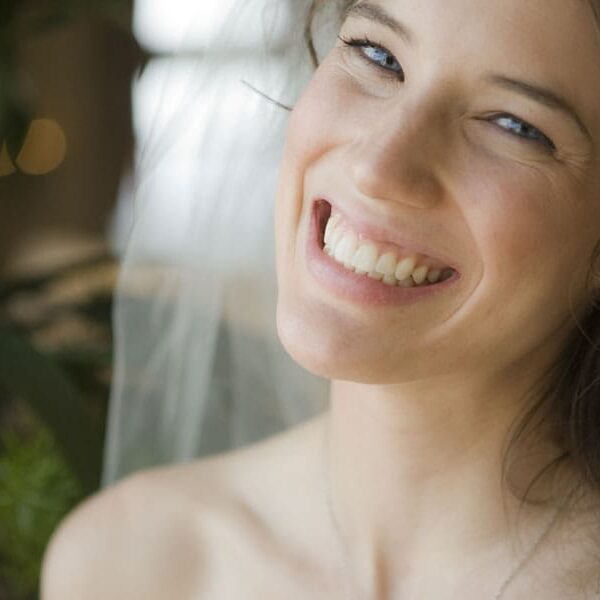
[339,36,405,81]
[338,37,556,153]
[493,114,556,150]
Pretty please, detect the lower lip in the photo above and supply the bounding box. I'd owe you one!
[305,201,460,306]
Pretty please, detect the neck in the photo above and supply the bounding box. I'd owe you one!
[322,373,570,598]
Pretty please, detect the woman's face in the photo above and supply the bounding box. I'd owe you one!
[275,0,600,385]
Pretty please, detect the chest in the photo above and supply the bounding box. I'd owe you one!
[188,515,338,600]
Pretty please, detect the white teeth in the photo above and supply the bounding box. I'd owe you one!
[333,235,347,263]
[427,269,442,284]
[322,213,453,287]
[375,252,397,277]
[411,265,429,285]
[330,225,344,250]
[395,256,417,281]
[351,243,378,275]
[334,231,359,268]
[382,273,398,286]
[324,217,336,247]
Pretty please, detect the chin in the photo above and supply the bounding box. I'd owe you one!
[275,297,415,384]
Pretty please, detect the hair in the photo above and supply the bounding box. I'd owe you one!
[305,0,600,511]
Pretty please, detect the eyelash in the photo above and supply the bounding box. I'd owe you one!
[339,35,405,80]
[338,35,556,152]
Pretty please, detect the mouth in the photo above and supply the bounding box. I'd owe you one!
[314,199,458,288]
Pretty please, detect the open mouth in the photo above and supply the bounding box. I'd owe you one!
[314,200,457,288]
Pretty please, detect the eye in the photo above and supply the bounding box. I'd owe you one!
[491,113,556,151]
[339,35,405,81]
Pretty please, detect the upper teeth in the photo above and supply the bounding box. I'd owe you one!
[323,211,452,287]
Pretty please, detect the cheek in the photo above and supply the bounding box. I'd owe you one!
[282,56,364,171]
[463,164,600,338]
[466,166,579,282]
[275,65,347,265]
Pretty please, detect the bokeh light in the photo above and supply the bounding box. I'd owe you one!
[15,118,67,176]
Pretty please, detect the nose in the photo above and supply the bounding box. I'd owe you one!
[348,100,447,210]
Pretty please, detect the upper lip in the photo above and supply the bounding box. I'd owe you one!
[315,196,461,272]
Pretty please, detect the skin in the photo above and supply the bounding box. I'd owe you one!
[42,0,600,598]
[275,0,600,596]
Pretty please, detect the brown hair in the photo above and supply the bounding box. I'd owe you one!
[305,0,600,508]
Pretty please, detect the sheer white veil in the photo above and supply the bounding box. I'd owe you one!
[102,0,343,486]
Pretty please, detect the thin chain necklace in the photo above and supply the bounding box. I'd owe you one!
[321,423,564,600]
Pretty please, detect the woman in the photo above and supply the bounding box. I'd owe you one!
[42,0,600,597]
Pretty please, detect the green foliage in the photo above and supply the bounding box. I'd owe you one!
[0,327,105,494]
[0,424,84,598]
[0,257,115,598]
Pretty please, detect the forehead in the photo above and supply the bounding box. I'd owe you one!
[348,0,600,61]
[347,0,600,134]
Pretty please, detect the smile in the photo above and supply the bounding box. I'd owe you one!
[323,207,454,288]
[305,199,460,306]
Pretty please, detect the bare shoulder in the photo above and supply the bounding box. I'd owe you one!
[41,414,332,600]
[40,451,253,600]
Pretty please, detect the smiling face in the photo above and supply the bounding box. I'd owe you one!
[275,0,600,386]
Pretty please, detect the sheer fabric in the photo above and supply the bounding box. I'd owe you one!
[102,0,340,485]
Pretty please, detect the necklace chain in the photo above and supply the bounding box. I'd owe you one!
[321,423,563,600]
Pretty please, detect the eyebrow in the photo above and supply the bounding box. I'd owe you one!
[344,2,590,142]
[485,74,591,141]
[344,1,414,45]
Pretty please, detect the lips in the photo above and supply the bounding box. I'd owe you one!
[314,199,458,272]
[305,199,460,305]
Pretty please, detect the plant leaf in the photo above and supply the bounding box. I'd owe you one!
[0,327,104,493]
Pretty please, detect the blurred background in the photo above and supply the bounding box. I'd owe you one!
[0,0,286,596]
[0,1,135,597]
